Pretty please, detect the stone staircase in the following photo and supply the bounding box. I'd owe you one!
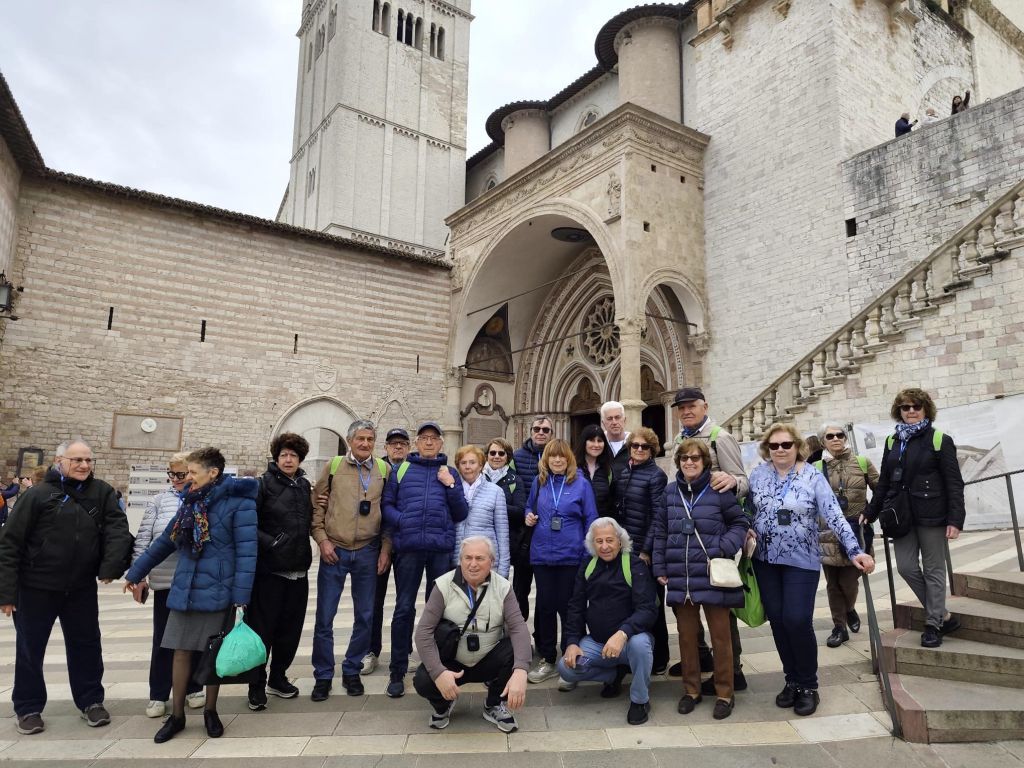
[882,571,1024,743]
[721,177,1024,440]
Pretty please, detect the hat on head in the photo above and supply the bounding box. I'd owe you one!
[386,428,410,442]
[416,421,444,436]
[672,387,706,407]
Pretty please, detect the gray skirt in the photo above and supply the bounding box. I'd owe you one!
[161,608,231,652]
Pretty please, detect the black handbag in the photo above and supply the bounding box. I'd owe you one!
[878,490,913,539]
[433,584,487,664]
[192,609,264,687]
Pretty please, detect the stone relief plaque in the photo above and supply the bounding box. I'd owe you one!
[111,414,183,451]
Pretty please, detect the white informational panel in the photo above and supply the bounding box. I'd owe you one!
[126,464,170,535]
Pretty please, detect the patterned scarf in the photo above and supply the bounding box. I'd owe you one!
[681,416,710,439]
[483,464,509,484]
[894,418,931,443]
[170,479,216,555]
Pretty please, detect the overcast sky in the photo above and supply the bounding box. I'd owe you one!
[1,1,631,219]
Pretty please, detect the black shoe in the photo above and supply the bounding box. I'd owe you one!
[847,609,861,633]
[267,676,299,698]
[342,674,365,696]
[733,668,747,691]
[311,679,332,702]
[826,626,849,648]
[247,684,267,711]
[600,667,628,699]
[940,615,961,636]
[386,676,406,698]
[712,697,734,720]
[793,688,819,717]
[921,624,942,648]
[668,661,682,677]
[203,709,224,738]
[699,649,714,673]
[154,714,185,743]
[677,694,701,715]
[627,701,650,725]
[775,682,798,708]
[652,665,668,676]
[701,676,716,696]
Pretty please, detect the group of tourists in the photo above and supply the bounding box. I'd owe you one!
[0,386,965,741]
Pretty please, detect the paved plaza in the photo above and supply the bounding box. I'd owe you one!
[0,530,1021,766]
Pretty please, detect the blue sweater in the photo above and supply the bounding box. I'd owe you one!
[452,479,510,577]
[382,452,469,553]
[126,476,258,612]
[526,474,598,567]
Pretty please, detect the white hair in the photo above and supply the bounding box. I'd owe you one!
[817,422,849,443]
[600,401,624,418]
[56,438,92,457]
[459,535,497,563]
[584,517,632,556]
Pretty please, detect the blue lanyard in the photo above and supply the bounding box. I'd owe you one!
[549,475,567,513]
[897,440,907,461]
[777,468,796,505]
[465,584,475,611]
[678,483,709,516]
[355,461,371,496]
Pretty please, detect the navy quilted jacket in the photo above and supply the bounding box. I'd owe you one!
[381,452,469,553]
[653,470,748,608]
[512,439,544,495]
[126,476,259,612]
[614,458,668,555]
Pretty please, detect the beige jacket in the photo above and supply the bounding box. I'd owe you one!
[817,450,879,566]
[311,456,391,553]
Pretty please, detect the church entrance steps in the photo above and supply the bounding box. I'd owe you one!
[881,629,1024,689]
[893,594,1024,650]
[952,571,1024,610]
[887,673,1024,743]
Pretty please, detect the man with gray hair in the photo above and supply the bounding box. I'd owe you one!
[310,420,392,702]
[601,401,631,478]
[557,517,656,725]
[0,438,132,735]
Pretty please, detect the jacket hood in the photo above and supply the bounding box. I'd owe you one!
[185,475,259,502]
[675,468,711,495]
[407,451,449,467]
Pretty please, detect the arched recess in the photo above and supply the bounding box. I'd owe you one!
[912,64,973,115]
[273,396,358,480]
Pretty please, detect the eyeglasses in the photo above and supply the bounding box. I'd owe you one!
[630,444,652,452]
[166,470,188,480]
[767,441,795,451]
[899,403,923,412]
[679,455,703,464]
[488,450,506,457]
[532,426,552,433]
[62,457,95,466]
[824,432,846,441]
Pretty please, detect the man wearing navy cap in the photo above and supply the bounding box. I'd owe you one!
[381,422,468,698]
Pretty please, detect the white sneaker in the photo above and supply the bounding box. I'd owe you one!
[527,660,558,684]
[145,700,166,718]
[186,691,206,709]
[557,678,577,692]
[361,652,379,675]
[482,701,518,733]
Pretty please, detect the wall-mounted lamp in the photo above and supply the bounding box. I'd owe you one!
[0,272,23,319]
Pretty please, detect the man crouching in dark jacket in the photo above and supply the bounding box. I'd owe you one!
[557,517,656,726]
[0,439,132,736]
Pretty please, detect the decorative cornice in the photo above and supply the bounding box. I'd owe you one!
[298,0,329,36]
[430,1,474,21]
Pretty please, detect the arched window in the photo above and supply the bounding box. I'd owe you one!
[429,23,436,57]
[329,6,337,38]
[307,169,316,197]
[381,2,391,35]
[414,17,423,49]
[404,13,413,45]
[396,9,404,41]
[372,0,380,32]
[316,25,325,56]
[436,26,445,60]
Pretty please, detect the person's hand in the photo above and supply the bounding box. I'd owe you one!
[657,575,668,586]
[437,466,454,487]
[562,643,583,669]
[377,549,391,575]
[525,512,538,527]
[434,669,464,701]
[123,582,136,594]
[99,578,113,584]
[319,540,339,565]
[639,552,651,565]
[316,492,329,507]
[710,471,738,492]
[852,553,875,574]
[946,525,961,540]
[859,514,867,525]
[503,668,527,710]
[602,630,626,658]
[0,604,14,617]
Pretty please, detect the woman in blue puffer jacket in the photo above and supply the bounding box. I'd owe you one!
[653,438,748,721]
[126,447,258,744]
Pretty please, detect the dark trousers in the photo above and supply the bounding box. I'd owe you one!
[246,573,309,685]
[675,603,733,700]
[652,580,669,672]
[823,564,861,628]
[532,565,577,663]
[390,550,451,677]
[13,582,104,716]
[753,559,821,689]
[413,637,514,710]
[370,563,392,657]
[511,559,533,622]
[150,589,201,701]
[696,610,744,672]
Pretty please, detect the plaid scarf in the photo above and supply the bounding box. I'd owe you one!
[170,479,216,555]
[894,418,931,443]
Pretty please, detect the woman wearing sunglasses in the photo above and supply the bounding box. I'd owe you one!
[130,454,204,719]
[863,388,964,649]
[815,424,879,649]
[484,438,530,617]
[748,423,874,717]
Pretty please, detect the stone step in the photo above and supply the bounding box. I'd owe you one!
[890,672,1024,743]
[952,570,1024,610]
[881,628,1024,689]
[893,595,1024,650]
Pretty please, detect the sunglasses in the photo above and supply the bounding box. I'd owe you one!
[899,403,923,412]
[166,470,188,480]
[824,432,846,441]
[630,444,652,452]
[532,426,552,433]
[488,450,506,457]
[768,441,795,451]
[679,455,703,464]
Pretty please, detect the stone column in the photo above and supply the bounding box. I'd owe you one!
[617,316,646,433]
[661,390,677,446]
[502,109,550,177]
[442,366,466,451]
[614,17,681,123]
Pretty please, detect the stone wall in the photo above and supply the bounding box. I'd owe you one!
[842,85,1024,309]
[548,75,619,150]
[0,135,19,276]
[0,178,451,487]
[966,5,1024,103]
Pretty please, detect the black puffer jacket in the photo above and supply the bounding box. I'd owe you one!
[513,439,543,496]
[580,462,615,519]
[615,458,668,555]
[493,469,529,562]
[0,467,132,602]
[867,426,965,529]
[256,462,314,574]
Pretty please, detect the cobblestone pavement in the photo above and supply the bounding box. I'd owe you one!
[0,530,1021,766]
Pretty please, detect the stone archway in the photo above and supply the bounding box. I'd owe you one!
[273,396,357,480]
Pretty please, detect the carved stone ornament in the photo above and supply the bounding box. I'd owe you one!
[687,332,711,355]
[719,16,734,49]
[314,363,338,392]
[607,171,622,218]
[446,366,466,388]
[774,0,792,18]
[581,297,620,365]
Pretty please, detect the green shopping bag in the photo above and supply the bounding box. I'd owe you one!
[732,555,766,628]
[215,607,267,678]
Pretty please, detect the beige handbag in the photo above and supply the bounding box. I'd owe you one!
[693,527,743,589]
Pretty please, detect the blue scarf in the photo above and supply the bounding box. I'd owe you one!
[681,416,709,439]
[894,418,931,443]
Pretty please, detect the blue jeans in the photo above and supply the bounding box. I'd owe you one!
[752,559,821,689]
[312,544,379,679]
[557,632,653,704]
[389,550,451,677]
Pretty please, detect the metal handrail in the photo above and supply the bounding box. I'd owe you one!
[858,529,902,738]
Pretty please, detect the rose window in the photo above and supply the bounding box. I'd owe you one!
[581,297,619,365]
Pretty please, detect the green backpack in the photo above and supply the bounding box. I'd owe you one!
[327,456,389,492]
[584,552,632,586]
[886,430,944,452]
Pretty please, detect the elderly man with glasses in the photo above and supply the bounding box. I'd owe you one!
[0,439,132,736]
[513,415,553,497]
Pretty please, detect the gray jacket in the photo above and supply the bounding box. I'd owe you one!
[132,488,182,590]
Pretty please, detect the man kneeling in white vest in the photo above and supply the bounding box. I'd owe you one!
[413,535,529,732]
[556,517,657,725]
